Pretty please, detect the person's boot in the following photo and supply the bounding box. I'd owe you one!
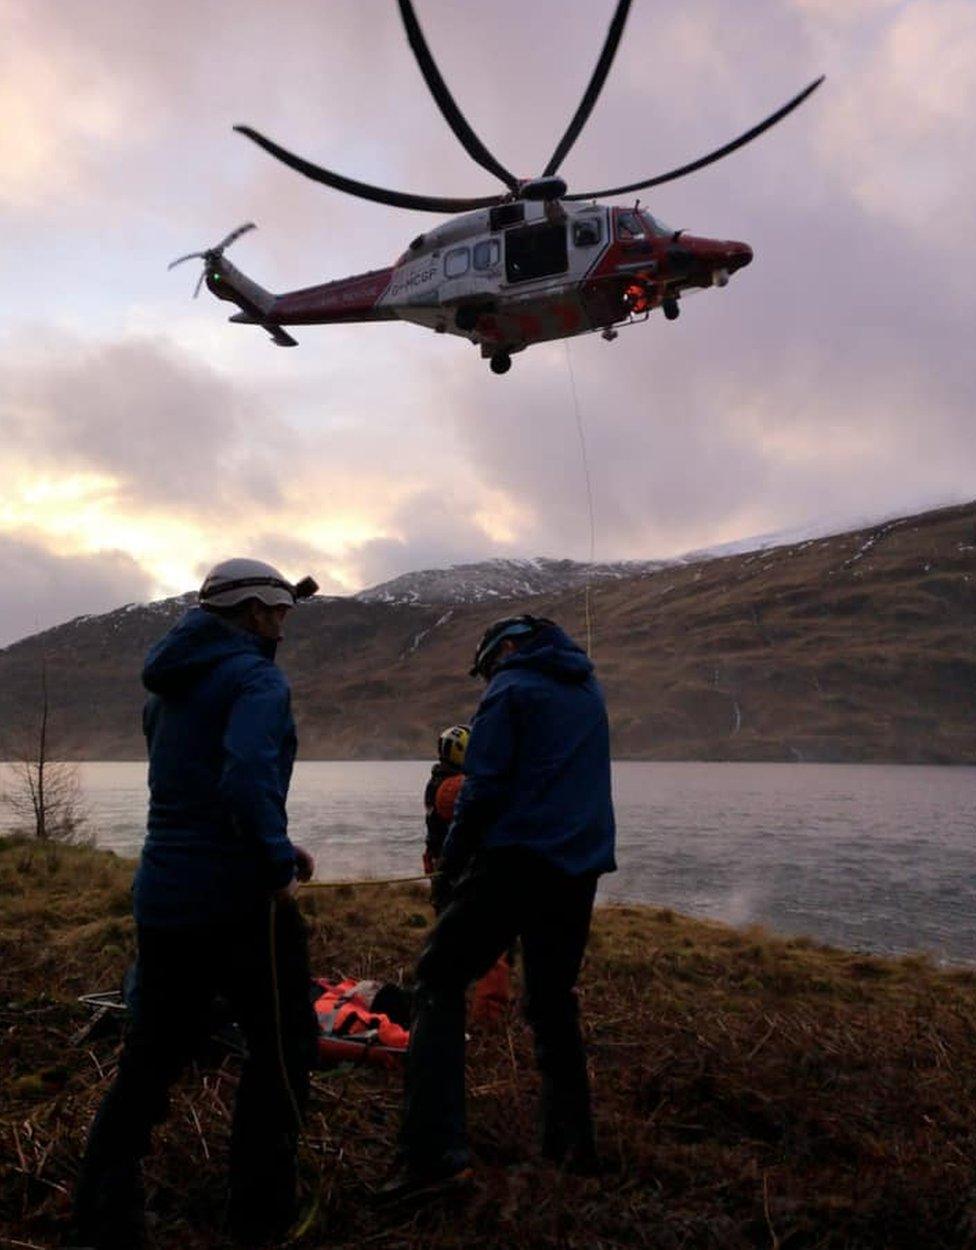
[70,1161,146,1250]
[227,1133,299,1246]
[372,1151,474,1207]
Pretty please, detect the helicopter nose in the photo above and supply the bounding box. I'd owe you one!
[727,241,753,271]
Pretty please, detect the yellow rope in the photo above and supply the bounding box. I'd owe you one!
[301,872,432,890]
[268,897,322,1244]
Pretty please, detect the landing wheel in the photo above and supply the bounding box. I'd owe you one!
[663,297,680,321]
[490,352,512,375]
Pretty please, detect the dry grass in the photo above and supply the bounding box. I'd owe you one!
[4,837,976,1248]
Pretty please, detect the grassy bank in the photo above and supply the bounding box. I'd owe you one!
[3,838,976,1249]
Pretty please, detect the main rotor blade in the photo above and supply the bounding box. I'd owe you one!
[543,0,632,178]
[235,126,508,214]
[398,0,519,193]
[565,76,825,200]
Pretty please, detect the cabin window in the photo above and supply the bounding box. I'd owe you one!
[572,218,602,247]
[489,202,525,231]
[504,222,568,284]
[444,247,470,278]
[616,210,645,240]
[473,239,500,270]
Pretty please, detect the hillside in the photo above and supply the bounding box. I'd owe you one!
[4,839,976,1249]
[0,501,974,761]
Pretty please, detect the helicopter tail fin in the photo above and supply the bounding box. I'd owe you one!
[205,257,298,346]
[227,311,297,347]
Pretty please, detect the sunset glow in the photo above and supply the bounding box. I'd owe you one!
[0,0,973,645]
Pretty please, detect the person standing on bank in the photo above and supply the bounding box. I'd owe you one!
[73,559,320,1249]
[423,724,513,1026]
[382,614,616,1201]
[422,724,470,911]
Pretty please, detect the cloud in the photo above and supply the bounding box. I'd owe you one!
[0,534,153,648]
[2,332,293,511]
[346,488,523,589]
[810,1,976,237]
[0,0,973,639]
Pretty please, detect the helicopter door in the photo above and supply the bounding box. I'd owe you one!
[504,222,568,284]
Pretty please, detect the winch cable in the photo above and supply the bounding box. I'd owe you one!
[564,340,596,656]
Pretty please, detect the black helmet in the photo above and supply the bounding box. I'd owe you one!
[469,615,553,679]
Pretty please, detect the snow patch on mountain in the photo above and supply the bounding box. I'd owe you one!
[356,557,666,607]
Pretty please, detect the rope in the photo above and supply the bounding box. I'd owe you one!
[267,896,322,1243]
[564,340,596,656]
[301,872,431,890]
[268,897,304,1132]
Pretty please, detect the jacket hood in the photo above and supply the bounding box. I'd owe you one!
[143,607,277,695]
[498,624,593,683]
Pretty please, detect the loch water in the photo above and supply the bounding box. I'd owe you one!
[25,760,976,964]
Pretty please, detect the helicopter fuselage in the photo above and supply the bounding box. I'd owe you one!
[208,199,752,369]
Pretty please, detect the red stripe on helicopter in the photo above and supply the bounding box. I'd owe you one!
[273,267,395,324]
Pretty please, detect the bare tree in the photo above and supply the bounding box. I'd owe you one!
[1,662,90,844]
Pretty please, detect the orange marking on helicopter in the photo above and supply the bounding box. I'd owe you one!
[624,282,649,315]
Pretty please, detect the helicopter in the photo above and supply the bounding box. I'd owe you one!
[171,0,823,375]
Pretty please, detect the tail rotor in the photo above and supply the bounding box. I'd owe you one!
[168,222,257,297]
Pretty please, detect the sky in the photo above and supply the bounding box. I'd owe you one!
[1,0,974,645]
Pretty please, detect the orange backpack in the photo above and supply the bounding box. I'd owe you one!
[434,772,464,823]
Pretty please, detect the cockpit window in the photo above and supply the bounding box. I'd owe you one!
[616,210,645,239]
[640,210,673,238]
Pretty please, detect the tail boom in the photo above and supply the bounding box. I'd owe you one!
[270,267,395,325]
[206,258,395,345]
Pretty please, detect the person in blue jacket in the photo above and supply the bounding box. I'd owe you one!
[381,614,616,1202]
[73,558,319,1249]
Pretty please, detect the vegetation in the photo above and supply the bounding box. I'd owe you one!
[0,664,89,844]
[4,838,976,1248]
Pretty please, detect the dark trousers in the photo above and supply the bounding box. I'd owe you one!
[402,847,598,1171]
[74,898,318,1245]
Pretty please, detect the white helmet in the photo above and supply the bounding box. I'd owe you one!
[198,558,317,609]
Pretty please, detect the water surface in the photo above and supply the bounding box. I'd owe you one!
[17,761,976,962]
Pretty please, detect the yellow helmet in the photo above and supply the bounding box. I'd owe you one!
[437,724,470,768]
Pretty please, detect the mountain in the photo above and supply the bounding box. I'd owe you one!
[355,556,665,605]
[1,501,974,762]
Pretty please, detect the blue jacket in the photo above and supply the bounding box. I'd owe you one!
[442,624,616,877]
[132,608,298,927]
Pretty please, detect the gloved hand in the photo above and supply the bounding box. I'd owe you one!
[274,877,299,903]
[294,845,315,883]
[431,856,468,914]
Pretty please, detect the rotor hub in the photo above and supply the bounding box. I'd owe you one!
[518,176,569,202]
